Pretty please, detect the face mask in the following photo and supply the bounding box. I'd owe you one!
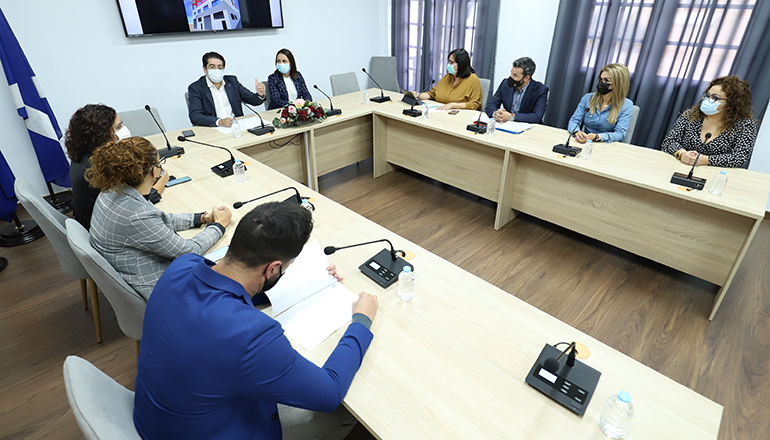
[207,68,225,83]
[256,266,284,296]
[700,97,721,116]
[447,63,457,75]
[597,82,612,95]
[114,125,131,140]
[276,63,291,74]
[508,77,523,88]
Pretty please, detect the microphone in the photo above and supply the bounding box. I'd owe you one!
[233,187,306,209]
[240,101,275,136]
[671,133,709,190]
[176,135,239,178]
[361,68,391,103]
[553,108,589,157]
[403,79,435,117]
[466,108,487,134]
[313,85,342,116]
[145,105,185,158]
[324,239,412,288]
[543,342,577,374]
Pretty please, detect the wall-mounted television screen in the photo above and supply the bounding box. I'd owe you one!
[116,0,284,37]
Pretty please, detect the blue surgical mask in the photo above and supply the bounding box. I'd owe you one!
[276,63,291,74]
[207,68,225,83]
[447,63,456,75]
[700,97,721,116]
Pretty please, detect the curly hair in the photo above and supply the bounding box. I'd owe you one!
[688,75,754,133]
[64,104,117,163]
[85,137,158,193]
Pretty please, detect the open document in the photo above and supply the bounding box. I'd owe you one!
[266,241,359,351]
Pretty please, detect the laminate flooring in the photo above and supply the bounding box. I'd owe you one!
[1,159,767,439]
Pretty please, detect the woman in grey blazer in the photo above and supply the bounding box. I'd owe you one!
[87,137,231,299]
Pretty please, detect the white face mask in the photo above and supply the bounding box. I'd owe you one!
[114,125,131,140]
[207,68,225,83]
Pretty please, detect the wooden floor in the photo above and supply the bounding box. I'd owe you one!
[1,158,768,439]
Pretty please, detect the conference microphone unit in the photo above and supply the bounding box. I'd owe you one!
[403,79,435,117]
[324,239,412,288]
[466,109,487,134]
[176,135,240,178]
[145,105,185,158]
[552,108,588,157]
[671,153,708,190]
[361,68,391,103]
[232,186,314,211]
[241,101,275,136]
[313,85,342,116]
[525,341,601,416]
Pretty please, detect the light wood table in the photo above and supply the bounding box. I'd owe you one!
[146,89,770,321]
[157,144,723,439]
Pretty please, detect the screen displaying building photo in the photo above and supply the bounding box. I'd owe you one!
[187,0,242,32]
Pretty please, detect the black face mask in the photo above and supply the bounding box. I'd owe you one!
[597,82,612,95]
[257,266,284,296]
[508,76,523,89]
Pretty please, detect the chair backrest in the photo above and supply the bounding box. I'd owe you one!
[66,219,147,340]
[117,107,165,137]
[14,179,89,280]
[623,105,640,144]
[261,81,271,110]
[479,78,491,110]
[63,355,142,440]
[330,72,360,96]
[368,56,400,92]
[184,91,190,111]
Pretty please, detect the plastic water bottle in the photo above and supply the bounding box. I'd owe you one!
[363,90,369,104]
[487,118,496,136]
[422,104,429,119]
[709,170,728,195]
[397,266,415,301]
[598,391,634,439]
[233,159,246,181]
[231,117,242,138]
[579,139,593,160]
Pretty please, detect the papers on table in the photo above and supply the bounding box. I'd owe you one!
[266,241,359,351]
[214,115,275,135]
[204,245,229,262]
[468,114,534,134]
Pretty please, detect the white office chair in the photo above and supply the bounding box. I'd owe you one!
[63,355,142,440]
[479,78,491,110]
[117,107,165,137]
[367,56,400,92]
[623,105,640,144]
[330,72,360,96]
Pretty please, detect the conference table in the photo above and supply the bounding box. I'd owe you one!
[147,88,770,321]
[154,141,723,439]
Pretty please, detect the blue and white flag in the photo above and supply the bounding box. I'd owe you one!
[0,7,70,188]
[0,151,17,223]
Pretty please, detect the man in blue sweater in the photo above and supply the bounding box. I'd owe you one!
[133,201,379,439]
[485,57,549,124]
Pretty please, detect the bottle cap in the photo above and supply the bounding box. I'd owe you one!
[720,170,726,174]
[403,266,412,273]
[235,158,242,163]
[618,391,631,403]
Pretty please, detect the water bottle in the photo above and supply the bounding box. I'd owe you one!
[598,391,634,439]
[363,90,369,104]
[231,117,242,138]
[709,170,728,195]
[579,139,593,160]
[487,118,496,136]
[422,104,429,119]
[397,266,415,301]
[233,158,246,182]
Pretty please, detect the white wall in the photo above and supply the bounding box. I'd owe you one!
[0,0,389,195]
[749,105,770,210]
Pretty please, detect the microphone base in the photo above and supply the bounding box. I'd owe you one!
[671,172,706,190]
[525,344,601,416]
[358,248,413,288]
[552,143,582,157]
[212,159,238,178]
[403,108,422,118]
[466,123,487,134]
[325,108,342,117]
[247,125,275,136]
[370,95,391,103]
[158,146,185,159]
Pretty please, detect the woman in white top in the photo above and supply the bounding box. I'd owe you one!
[267,48,313,110]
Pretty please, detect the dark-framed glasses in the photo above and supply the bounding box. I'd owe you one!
[598,77,612,84]
[702,92,728,104]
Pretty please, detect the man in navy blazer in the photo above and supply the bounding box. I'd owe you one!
[485,57,549,124]
[188,51,266,127]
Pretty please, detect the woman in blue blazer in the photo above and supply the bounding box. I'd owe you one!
[267,49,313,110]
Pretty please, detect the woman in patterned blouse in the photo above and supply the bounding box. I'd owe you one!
[661,76,757,168]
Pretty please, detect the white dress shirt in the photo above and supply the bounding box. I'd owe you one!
[283,75,298,102]
[207,76,233,121]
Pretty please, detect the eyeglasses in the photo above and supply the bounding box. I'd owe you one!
[598,77,612,84]
[702,92,728,104]
[155,156,167,169]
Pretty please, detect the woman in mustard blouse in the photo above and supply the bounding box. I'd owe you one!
[412,48,483,111]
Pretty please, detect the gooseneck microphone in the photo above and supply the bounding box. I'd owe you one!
[466,108,488,134]
[553,108,588,157]
[241,101,275,136]
[176,135,238,178]
[403,79,435,117]
[543,342,577,374]
[324,238,411,288]
[313,85,342,116]
[324,239,405,261]
[361,68,391,103]
[145,105,185,158]
[233,187,303,209]
[670,132,709,190]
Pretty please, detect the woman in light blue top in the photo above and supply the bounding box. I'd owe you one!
[568,63,634,144]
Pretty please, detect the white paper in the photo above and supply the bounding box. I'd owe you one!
[214,115,275,135]
[266,241,337,317]
[497,120,534,133]
[204,245,229,262]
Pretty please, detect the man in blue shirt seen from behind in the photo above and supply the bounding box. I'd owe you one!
[134,201,379,440]
[485,56,549,124]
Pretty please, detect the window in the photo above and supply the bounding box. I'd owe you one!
[213,11,225,19]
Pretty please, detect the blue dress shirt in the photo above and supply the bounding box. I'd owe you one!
[567,93,634,143]
[133,254,373,440]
